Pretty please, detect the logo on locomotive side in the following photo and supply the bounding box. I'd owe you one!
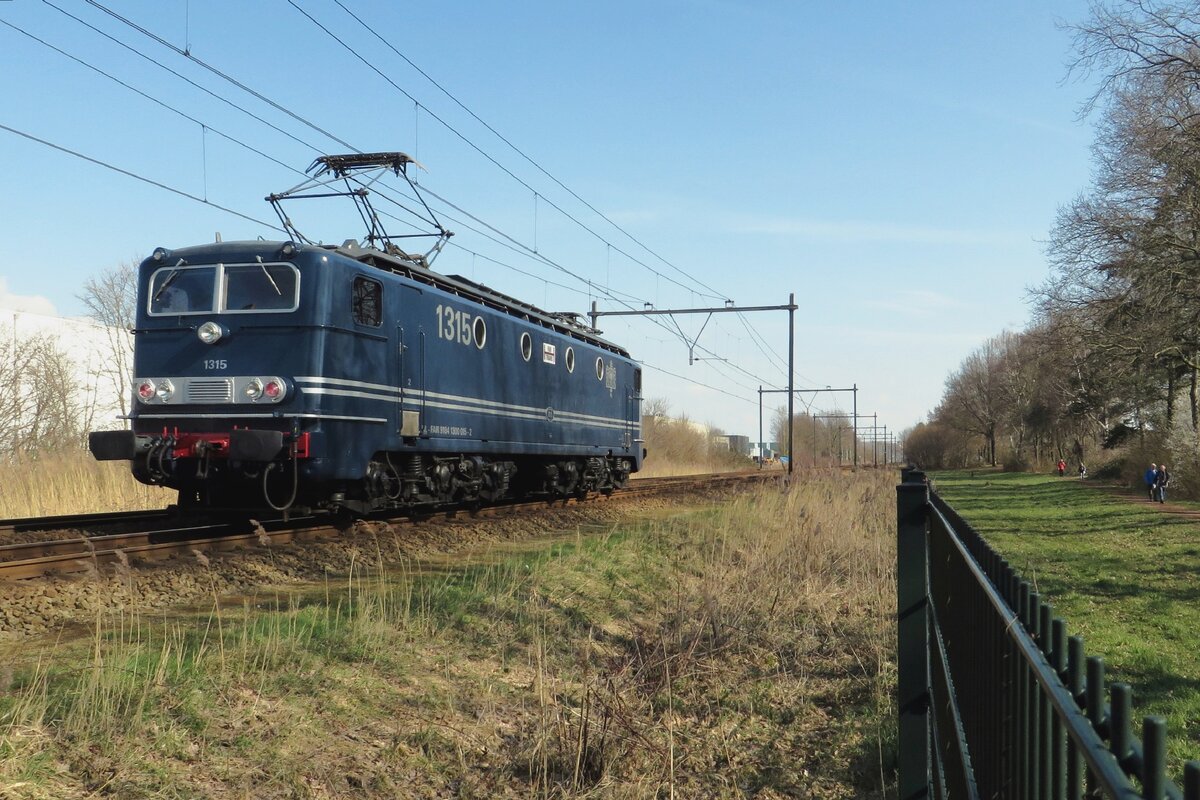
[542,343,557,365]
[605,360,617,396]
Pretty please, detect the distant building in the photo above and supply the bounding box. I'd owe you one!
[0,307,130,431]
[752,441,779,459]
[727,434,750,455]
[710,434,752,456]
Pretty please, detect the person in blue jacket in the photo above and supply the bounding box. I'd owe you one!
[1145,463,1159,500]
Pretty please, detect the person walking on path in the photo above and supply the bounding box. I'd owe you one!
[1079,462,1087,480]
[1156,464,1171,503]
[1145,463,1159,500]
[1057,458,1066,477]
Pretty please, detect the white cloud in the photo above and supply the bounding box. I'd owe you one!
[0,278,57,316]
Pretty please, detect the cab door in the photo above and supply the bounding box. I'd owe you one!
[625,367,642,451]
[397,285,425,438]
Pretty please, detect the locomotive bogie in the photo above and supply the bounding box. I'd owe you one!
[92,240,643,512]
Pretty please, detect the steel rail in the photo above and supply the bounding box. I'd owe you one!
[0,508,175,536]
[0,471,774,581]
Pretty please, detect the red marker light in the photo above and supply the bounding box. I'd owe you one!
[137,381,155,400]
[264,380,283,399]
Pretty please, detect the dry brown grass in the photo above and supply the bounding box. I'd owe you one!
[0,449,170,517]
[0,472,896,798]
[638,413,752,478]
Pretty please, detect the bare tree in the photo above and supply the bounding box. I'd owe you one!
[917,4,1200,475]
[902,421,969,470]
[938,335,1011,466]
[78,260,137,421]
[0,328,95,454]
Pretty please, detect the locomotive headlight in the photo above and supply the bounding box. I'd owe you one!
[244,378,264,401]
[197,321,223,345]
[136,380,155,402]
[155,380,175,401]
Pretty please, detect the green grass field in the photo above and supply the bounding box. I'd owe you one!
[933,470,1200,774]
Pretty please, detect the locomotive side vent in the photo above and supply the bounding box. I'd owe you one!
[186,378,233,403]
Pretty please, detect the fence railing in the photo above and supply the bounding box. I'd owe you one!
[897,468,1200,799]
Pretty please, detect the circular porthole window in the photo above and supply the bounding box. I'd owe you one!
[595,356,605,381]
[473,316,487,349]
[521,332,533,362]
[565,347,575,373]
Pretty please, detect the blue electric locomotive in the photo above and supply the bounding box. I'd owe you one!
[88,154,644,512]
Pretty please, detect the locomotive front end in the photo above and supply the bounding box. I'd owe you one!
[89,241,316,510]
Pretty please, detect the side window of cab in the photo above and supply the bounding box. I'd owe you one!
[352,276,383,327]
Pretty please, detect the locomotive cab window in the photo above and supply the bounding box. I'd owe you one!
[148,266,216,315]
[149,262,299,316]
[352,276,383,327]
[222,264,299,312]
[634,368,642,392]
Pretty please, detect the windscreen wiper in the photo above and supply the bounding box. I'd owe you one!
[256,256,282,296]
[152,259,187,302]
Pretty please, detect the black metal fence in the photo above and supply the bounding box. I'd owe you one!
[897,468,1200,799]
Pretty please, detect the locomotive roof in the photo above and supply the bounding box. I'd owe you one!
[151,240,631,358]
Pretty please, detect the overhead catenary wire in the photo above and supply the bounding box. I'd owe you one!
[326,0,730,303]
[83,0,715,306]
[16,7,647,312]
[16,12,708,370]
[279,0,724,303]
[0,113,759,407]
[21,2,799,398]
[639,360,754,405]
[83,0,359,154]
[40,0,324,156]
[0,122,285,232]
[0,17,307,178]
[34,1,692,320]
[734,310,816,387]
[16,156,807,436]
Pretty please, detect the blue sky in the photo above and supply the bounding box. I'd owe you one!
[0,0,1098,439]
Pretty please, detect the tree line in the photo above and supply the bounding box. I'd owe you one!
[908,1,1200,490]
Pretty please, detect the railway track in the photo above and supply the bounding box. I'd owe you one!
[0,508,177,537]
[0,471,775,581]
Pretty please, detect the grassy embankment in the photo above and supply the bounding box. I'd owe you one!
[0,472,896,798]
[934,470,1200,775]
[0,452,170,518]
